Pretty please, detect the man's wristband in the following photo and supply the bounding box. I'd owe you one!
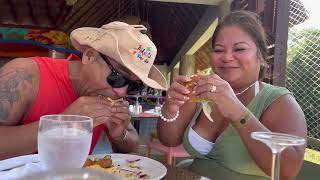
[114,129,128,142]
[231,108,253,128]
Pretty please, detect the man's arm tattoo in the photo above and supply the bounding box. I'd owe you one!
[0,69,34,120]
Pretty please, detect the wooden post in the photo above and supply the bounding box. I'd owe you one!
[273,0,290,86]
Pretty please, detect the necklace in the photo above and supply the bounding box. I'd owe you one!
[235,81,258,96]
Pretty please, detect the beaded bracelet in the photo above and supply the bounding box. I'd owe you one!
[159,104,180,122]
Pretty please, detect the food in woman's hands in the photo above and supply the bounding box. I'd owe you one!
[184,71,205,102]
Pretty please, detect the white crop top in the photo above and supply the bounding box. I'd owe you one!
[188,127,214,155]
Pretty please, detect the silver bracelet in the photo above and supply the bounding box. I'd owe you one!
[114,129,128,142]
[159,104,179,122]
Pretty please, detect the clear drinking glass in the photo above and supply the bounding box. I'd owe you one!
[38,115,93,170]
[154,97,161,114]
[251,132,306,180]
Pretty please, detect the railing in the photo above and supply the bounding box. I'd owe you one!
[286,0,320,150]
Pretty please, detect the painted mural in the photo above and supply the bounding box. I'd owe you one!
[0,28,70,48]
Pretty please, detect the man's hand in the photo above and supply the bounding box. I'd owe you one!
[104,100,131,140]
[62,96,114,127]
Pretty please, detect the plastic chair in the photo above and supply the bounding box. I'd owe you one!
[145,132,190,166]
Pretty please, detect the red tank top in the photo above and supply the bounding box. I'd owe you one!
[23,55,105,154]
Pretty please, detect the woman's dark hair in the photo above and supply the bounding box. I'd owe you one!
[211,10,269,80]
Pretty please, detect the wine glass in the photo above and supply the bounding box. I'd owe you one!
[38,115,93,170]
[251,132,306,180]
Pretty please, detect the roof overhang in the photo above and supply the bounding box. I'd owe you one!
[168,0,230,70]
[147,0,226,5]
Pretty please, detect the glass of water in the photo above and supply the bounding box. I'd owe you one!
[251,132,305,180]
[38,115,93,170]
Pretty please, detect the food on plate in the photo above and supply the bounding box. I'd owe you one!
[84,155,149,179]
[83,155,112,168]
[83,158,94,167]
[95,156,113,168]
[184,71,205,102]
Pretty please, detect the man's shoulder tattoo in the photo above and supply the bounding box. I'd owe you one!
[0,69,34,120]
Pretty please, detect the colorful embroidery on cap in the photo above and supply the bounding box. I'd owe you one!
[132,45,152,64]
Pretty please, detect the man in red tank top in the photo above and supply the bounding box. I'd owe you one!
[0,21,168,160]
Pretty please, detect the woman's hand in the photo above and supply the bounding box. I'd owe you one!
[193,74,245,121]
[163,76,191,115]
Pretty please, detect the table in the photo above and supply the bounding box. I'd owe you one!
[162,165,202,180]
[132,112,159,118]
[0,153,206,180]
[131,112,159,133]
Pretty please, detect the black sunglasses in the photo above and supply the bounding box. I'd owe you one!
[99,53,145,95]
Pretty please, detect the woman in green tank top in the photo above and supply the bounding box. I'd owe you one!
[157,10,307,180]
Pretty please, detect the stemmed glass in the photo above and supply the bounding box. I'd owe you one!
[251,132,305,180]
[38,115,93,170]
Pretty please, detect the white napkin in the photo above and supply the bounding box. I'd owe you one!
[0,154,43,179]
[0,162,43,180]
[0,154,39,171]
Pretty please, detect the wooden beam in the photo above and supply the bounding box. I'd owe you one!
[247,0,265,13]
[186,18,218,55]
[74,0,107,27]
[168,1,230,70]
[147,0,225,5]
[62,0,97,33]
[7,0,18,23]
[0,23,57,30]
[263,0,275,35]
[46,0,56,27]
[56,2,71,25]
[272,0,290,86]
[27,0,39,25]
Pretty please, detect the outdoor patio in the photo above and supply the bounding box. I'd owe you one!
[0,0,319,179]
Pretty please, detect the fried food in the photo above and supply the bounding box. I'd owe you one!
[83,155,112,168]
[83,158,94,167]
[184,71,205,102]
[98,95,122,106]
[94,158,112,168]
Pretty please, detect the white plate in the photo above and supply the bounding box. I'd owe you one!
[19,168,122,180]
[89,153,167,180]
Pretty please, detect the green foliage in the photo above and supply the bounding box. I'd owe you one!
[287,28,320,138]
[304,148,320,165]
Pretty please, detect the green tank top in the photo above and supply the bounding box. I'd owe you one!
[182,84,291,179]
